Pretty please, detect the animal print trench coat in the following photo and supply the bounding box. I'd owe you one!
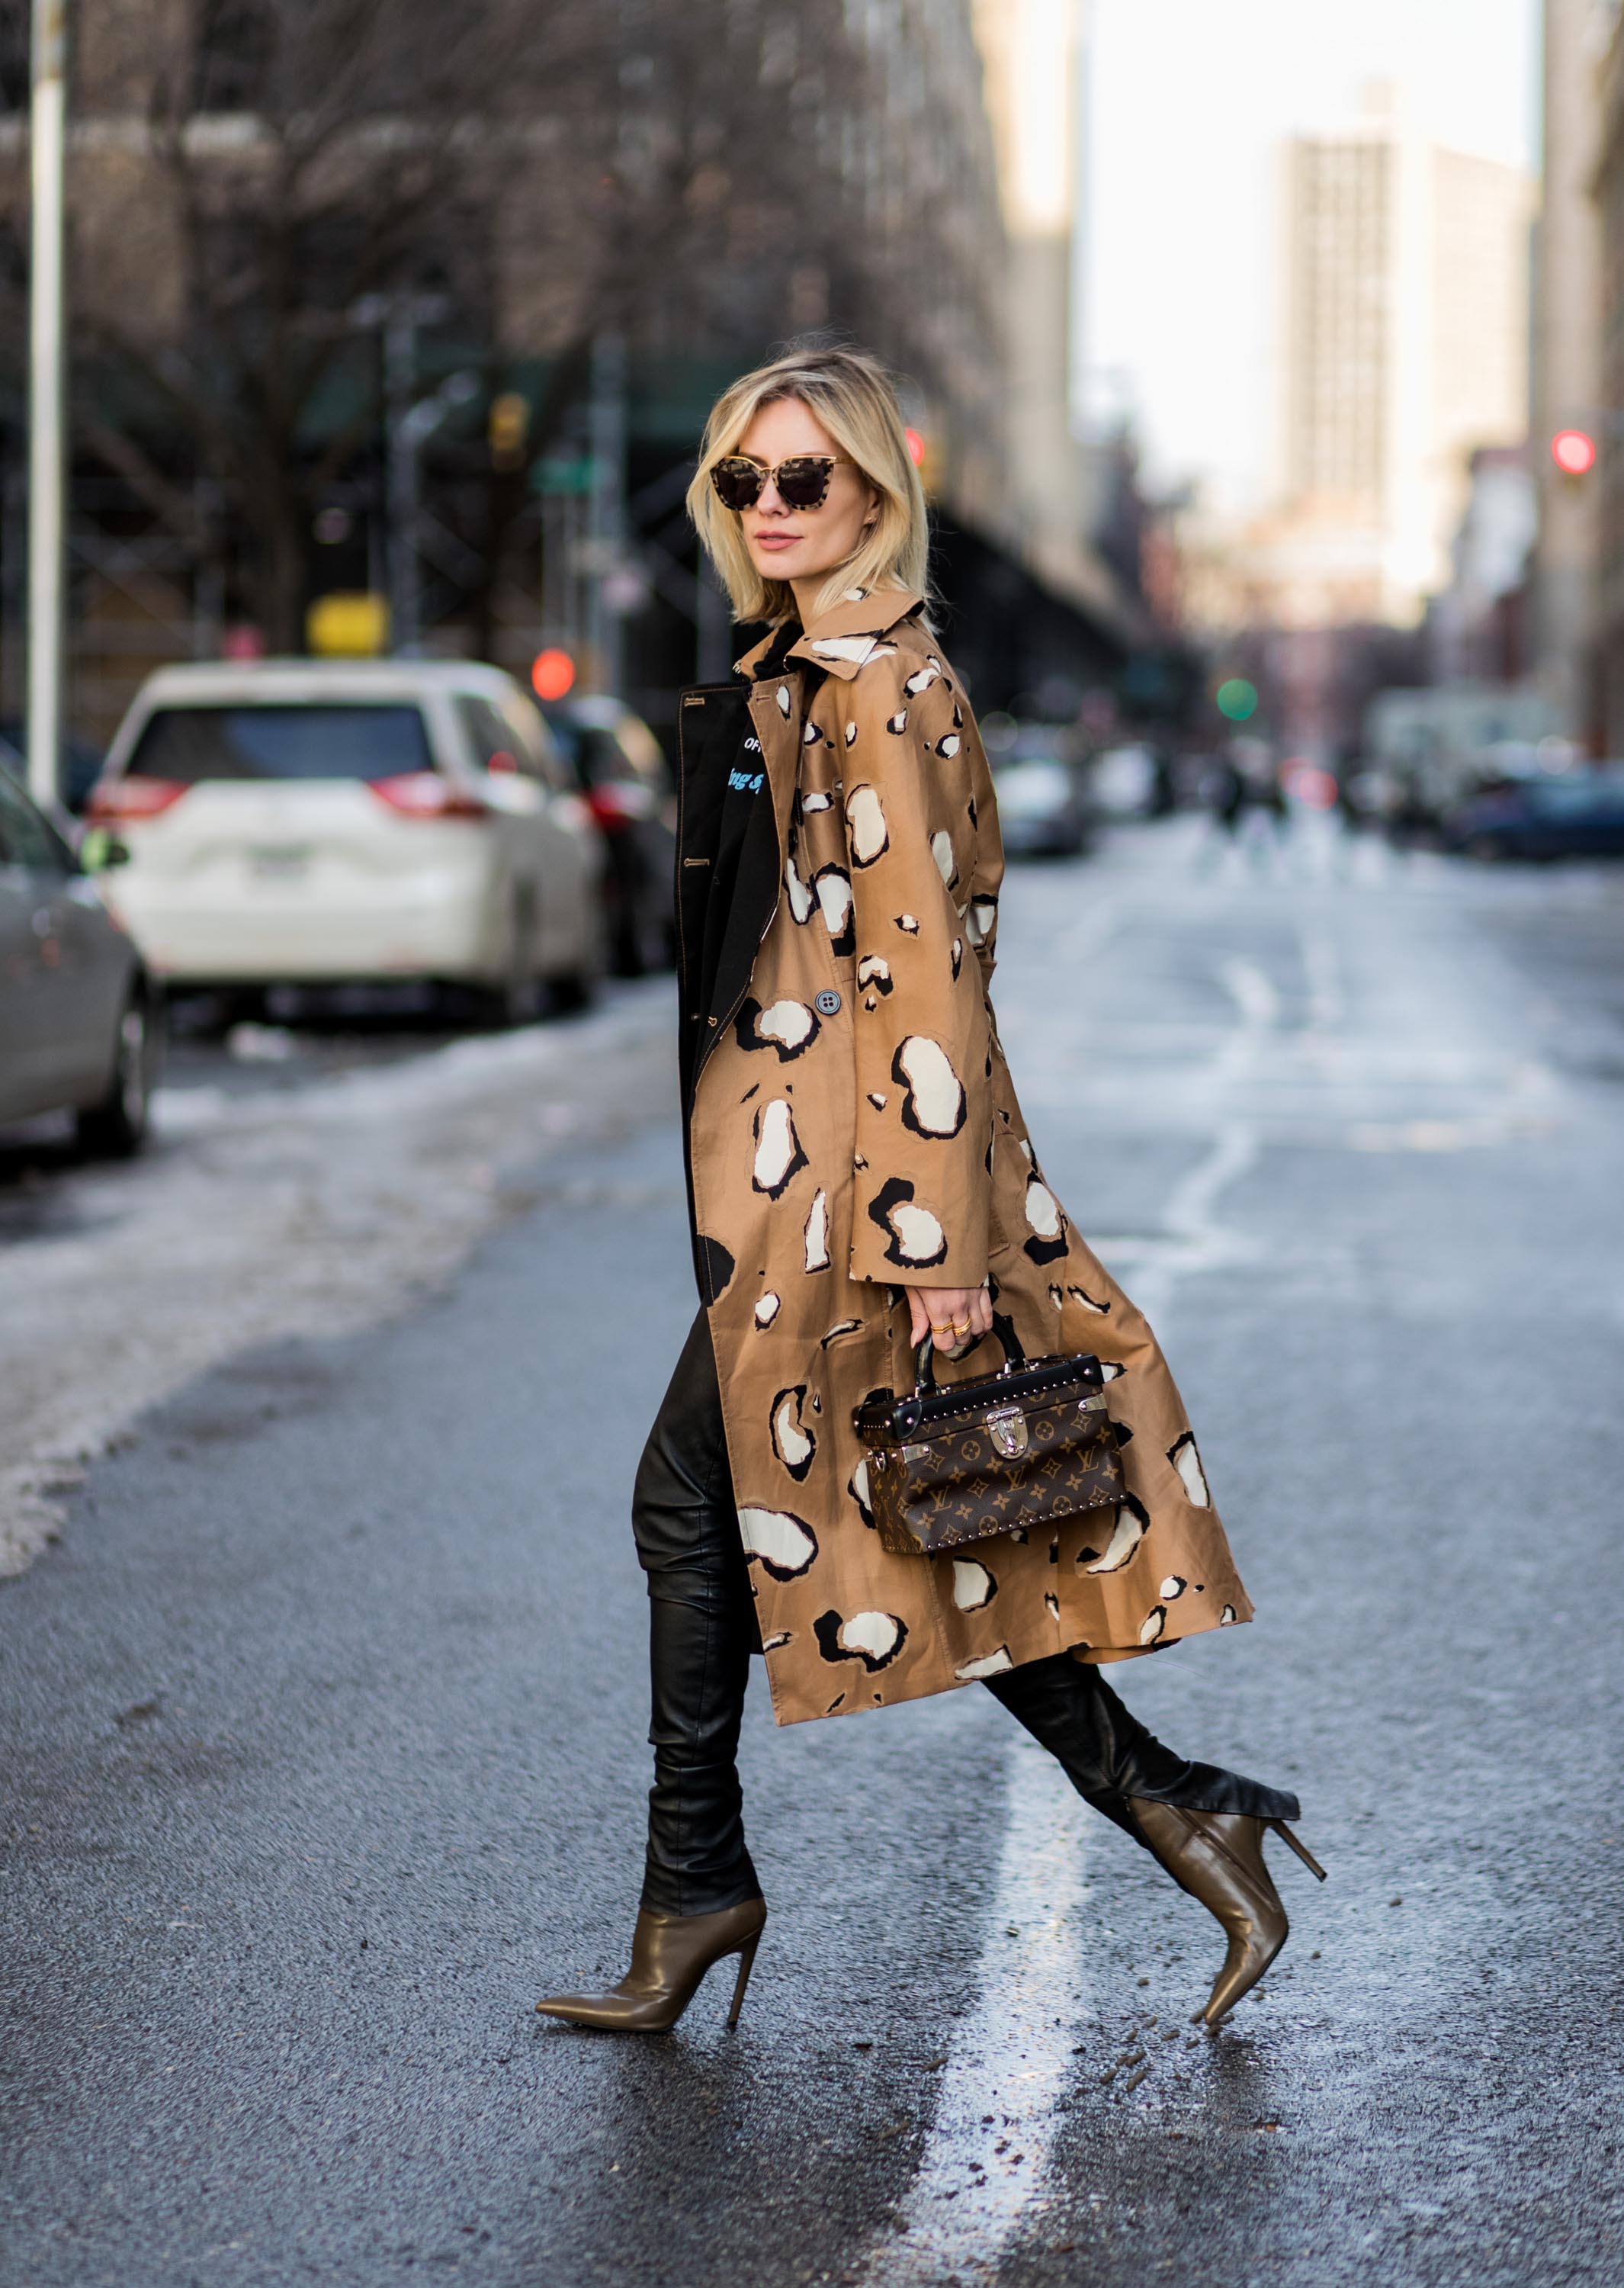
[673,585,1253,1727]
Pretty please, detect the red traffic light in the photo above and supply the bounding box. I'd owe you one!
[531,648,576,702]
[1552,428,1597,477]
[904,427,926,468]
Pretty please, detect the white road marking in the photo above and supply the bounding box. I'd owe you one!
[877,1060,1268,2274]
[875,827,1580,2273]
[1299,920,1343,1033]
[875,1743,1090,2281]
[1126,1121,1257,1325]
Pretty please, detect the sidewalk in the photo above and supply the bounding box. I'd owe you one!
[0,985,676,1576]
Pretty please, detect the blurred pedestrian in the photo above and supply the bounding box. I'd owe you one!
[1197,741,1247,872]
[1207,745,1247,834]
[1202,736,1288,873]
[536,345,1323,2039]
[1147,743,1178,818]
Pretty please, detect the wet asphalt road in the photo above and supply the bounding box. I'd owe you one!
[2,821,1622,2288]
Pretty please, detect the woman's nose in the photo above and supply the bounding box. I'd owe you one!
[756,477,788,514]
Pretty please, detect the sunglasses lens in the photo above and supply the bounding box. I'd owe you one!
[776,458,833,509]
[711,458,763,510]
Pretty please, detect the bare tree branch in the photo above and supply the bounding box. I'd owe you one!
[1,0,997,653]
[78,410,216,561]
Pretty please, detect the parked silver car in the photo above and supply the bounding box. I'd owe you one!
[0,763,161,1155]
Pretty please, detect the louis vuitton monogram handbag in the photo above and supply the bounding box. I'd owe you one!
[855,1331,1125,1559]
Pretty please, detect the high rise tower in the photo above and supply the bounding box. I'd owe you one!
[1257,86,1533,628]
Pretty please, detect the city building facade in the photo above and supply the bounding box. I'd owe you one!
[1531,0,1613,747]
[1256,85,1533,633]
[0,1,1129,753]
[970,0,1144,654]
[1427,445,1536,687]
[1587,2,1624,747]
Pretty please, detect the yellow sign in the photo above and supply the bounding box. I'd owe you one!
[489,392,531,471]
[307,591,390,657]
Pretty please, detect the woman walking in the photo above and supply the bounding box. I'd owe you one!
[537,345,1322,2037]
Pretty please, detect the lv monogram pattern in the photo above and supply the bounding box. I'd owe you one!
[865,1393,1124,1557]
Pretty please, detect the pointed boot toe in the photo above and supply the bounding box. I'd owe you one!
[534,1991,631,2030]
[1196,1899,1288,2028]
[536,1898,766,2036]
[1131,1801,1324,2028]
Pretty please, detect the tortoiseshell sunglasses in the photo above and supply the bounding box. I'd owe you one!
[708,454,850,512]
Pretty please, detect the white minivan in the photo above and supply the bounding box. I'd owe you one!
[87,660,605,1019]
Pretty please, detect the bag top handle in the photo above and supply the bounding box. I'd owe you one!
[913,1317,1026,1398]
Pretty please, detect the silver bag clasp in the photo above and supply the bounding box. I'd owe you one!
[986,1405,1028,1458]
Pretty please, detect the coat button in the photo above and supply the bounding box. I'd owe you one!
[814,989,842,1015]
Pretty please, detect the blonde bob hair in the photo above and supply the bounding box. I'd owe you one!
[687,342,929,626]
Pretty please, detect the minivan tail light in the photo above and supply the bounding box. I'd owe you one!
[368,772,489,819]
[587,782,654,829]
[85,775,189,821]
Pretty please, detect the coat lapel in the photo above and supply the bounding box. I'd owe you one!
[785,585,925,680]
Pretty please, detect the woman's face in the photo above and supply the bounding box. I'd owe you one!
[732,396,878,604]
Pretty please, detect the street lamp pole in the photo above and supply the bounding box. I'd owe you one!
[585,332,627,696]
[352,290,451,656]
[383,307,421,656]
[27,0,67,809]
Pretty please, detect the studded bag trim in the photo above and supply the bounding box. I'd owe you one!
[855,1336,1125,1558]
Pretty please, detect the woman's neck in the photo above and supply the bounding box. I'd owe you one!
[788,575,824,625]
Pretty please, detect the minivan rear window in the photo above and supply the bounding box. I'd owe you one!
[127,704,433,783]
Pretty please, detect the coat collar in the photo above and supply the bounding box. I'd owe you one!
[733,585,926,685]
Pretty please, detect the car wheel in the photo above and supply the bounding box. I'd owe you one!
[548,896,607,1014]
[614,892,672,979]
[76,992,159,1158]
[474,893,541,1029]
[611,916,646,979]
[1465,836,1502,863]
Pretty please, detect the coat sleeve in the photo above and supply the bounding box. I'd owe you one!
[836,651,995,1290]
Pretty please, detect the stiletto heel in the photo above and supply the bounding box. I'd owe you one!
[727,1931,762,2028]
[1269,1819,1327,1881]
[537,1897,767,2035]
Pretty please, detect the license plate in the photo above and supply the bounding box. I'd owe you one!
[249,845,311,880]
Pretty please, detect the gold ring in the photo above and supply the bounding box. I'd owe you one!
[929,1322,954,1338]
[951,1319,970,1335]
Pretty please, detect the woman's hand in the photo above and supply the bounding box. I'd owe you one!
[908,1284,993,1356]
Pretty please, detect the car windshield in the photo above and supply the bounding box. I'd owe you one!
[127,704,433,783]
[544,709,659,792]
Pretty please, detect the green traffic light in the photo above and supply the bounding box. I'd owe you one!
[1216,677,1258,722]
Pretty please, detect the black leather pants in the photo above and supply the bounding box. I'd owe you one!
[631,1313,1298,1917]
[632,1313,764,1916]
